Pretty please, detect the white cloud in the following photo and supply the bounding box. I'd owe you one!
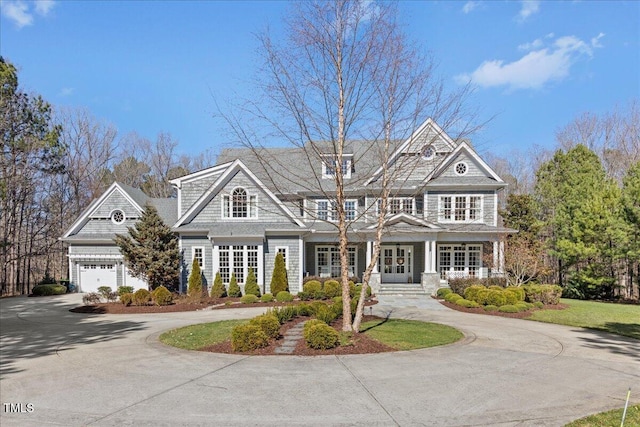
[1,1,33,28]
[517,0,540,22]
[1,0,55,28]
[456,34,605,91]
[35,0,55,16]
[462,1,480,14]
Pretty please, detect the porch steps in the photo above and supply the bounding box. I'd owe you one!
[378,283,429,296]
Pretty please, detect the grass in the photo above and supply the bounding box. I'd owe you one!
[527,299,640,340]
[159,319,247,350]
[361,318,464,350]
[565,404,639,426]
[160,318,463,351]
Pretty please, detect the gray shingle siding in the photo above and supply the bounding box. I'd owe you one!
[91,191,142,219]
[265,236,301,294]
[180,235,212,293]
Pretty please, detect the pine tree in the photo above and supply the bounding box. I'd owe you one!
[114,204,179,291]
[244,267,261,297]
[269,252,288,295]
[210,271,227,298]
[228,273,242,297]
[187,258,203,298]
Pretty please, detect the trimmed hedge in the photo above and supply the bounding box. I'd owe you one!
[323,280,341,298]
[249,314,280,339]
[444,293,463,303]
[523,284,563,305]
[498,304,519,313]
[32,284,67,296]
[231,324,269,352]
[240,294,259,304]
[120,292,133,306]
[456,298,480,308]
[275,291,293,302]
[436,288,452,298]
[133,288,152,306]
[260,293,274,303]
[152,285,173,306]
[304,322,339,350]
[483,305,498,312]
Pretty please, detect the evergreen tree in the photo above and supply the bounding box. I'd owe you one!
[243,267,261,297]
[210,271,227,298]
[269,252,288,295]
[228,273,242,297]
[187,258,203,298]
[621,162,640,299]
[114,204,179,291]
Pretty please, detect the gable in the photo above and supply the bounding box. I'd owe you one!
[170,162,231,218]
[90,189,143,219]
[424,141,504,187]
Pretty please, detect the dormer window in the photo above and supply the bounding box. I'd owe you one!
[322,156,352,179]
[222,187,257,218]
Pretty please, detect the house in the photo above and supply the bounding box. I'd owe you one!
[61,118,511,295]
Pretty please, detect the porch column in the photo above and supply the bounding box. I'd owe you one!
[366,240,372,268]
[424,241,430,273]
[430,240,437,273]
[499,241,505,274]
[299,237,304,288]
[493,241,499,274]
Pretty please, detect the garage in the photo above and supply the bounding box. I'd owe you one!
[79,263,117,293]
[124,268,148,290]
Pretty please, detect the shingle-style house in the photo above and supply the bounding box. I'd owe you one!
[61,118,511,295]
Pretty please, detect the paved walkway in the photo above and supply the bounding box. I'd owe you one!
[1,294,638,426]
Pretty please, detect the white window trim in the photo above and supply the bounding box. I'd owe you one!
[315,245,357,277]
[315,199,358,222]
[438,194,483,223]
[192,246,205,268]
[221,187,258,220]
[321,155,353,179]
[437,244,483,279]
[377,197,415,216]
[454,161,468,176]
[275,246,289,270]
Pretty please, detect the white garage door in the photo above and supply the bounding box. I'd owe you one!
[124,268,147,291]
[79,263,117,293]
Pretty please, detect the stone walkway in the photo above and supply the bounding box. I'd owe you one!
[274,320,306,354]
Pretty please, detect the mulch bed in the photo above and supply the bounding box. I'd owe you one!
[438,299,568,319]
[201,315,396,356]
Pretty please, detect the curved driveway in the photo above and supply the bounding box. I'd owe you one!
[1,294,638,426]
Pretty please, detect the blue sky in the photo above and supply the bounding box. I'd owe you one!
[2,0,638,159]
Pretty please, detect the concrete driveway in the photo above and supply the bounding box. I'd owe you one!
[1,294,638,426]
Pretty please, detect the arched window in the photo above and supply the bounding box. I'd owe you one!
[223,187,257,218]
[232,188,248,217]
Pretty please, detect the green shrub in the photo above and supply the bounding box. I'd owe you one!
[475,289,490,305]
[152,285,173,306]
[464,285,486,302]
[503,289,518,305]
[304,323,339,350]
[275,291,293,302]
[120,292,133,306]
[436,288,452,298]
[498,304,519,313]
[296,303,313,317]
[32,284,67,296]
[533,301,544,309]
[250,314,280,339]
[483,304,498,312]
[323,280,341,298]
[348,281,356,297]
[228,273,242,297]
[314,303,338,324]
[133,288,152,306]
[444,293,463,303]
[231,324,269,352]
[267,306,297,324]
[353,284,371,299]
[331,299,343,318]
[240,294,259,304]
[187,259,203,298]
[210,271,227,298]
[303,280,322,294]
[244,267,261,297]
[117,286,134,296]
[260,293,274,303]
[269,252,288,296]
[448,277,478,296]
[515,302,530,312]
[506,286,526,302]
[485,289,507,307]
[82,292,101,305]
[456,298,480,308]
[303,319,326,334]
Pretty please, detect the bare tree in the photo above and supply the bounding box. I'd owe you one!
[222,1,480,331]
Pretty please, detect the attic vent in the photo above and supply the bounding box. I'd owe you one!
[421,145,435,160]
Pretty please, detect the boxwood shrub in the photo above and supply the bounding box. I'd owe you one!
[322,280,341,298]
[240,294,259,304]
[275,291,293,302]
[483,304,498,312]
[133,288,152,306]
[231,324,269,352]
[120,292,133,306]
[523,284,563,305]
[249,314,280,339]
[260,293,274,303]
[304,322,339,350]
[32,284,67,296]
[485,289,507,307]
[152,285,173,306]
[498,304,519,313]
[456,298,480,308]
[464,285,486,302]
[436,288,452,298]
[444,293,463,303]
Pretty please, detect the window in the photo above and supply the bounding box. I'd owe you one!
[322,156,352,179]
[439,195,483,222]
[222,187,257,218]
[111,209,125,224]
[276,246,289,269]
[218,245,259,284]
[193,247,204,268]
[378,198,414,216]
[421,145,435,159]
[438,244,482,279]
[316,246,357,277]
[454,162,468,176]
[316,200,357,221]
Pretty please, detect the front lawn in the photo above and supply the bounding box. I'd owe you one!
[565,403,639,426]
[527,299,640,340]
[160,320,246,350]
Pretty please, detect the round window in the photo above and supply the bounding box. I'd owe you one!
[455,162,468,175]
[421,145,435,159]
[111,210,125,224]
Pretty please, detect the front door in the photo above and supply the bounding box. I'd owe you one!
[380,245,413,283]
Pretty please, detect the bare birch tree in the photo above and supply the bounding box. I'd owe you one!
[222,1,480,331]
